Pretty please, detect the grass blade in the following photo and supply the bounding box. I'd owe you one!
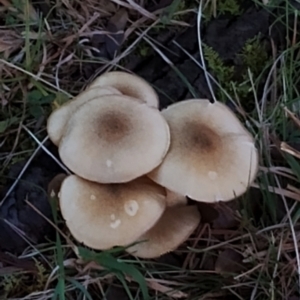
[78,247,149,300]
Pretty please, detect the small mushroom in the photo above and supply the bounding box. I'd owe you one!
[59,94,170,183]
[59,175,166,250]
[88,71,159,108]
[47,86,121,145]
[126,205,200,258]
[148,99,259,202]
[47,173,67,198]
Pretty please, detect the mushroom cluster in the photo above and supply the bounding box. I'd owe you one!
[47,71,259,258]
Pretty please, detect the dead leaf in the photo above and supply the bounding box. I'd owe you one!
[215,248,244,275]
[105,8,128,58]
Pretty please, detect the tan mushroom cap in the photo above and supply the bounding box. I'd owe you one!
[148,99,259,202]
[59,95,170,183]
[47,86,121,145]
[88,71,159,108]
[59,175,166,250]
[165,190,187,207]
[126,205,200,258]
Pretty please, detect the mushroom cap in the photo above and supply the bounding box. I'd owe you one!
[148,99,259,202]
[126,205,200,258]
[165,190,187,207]
[88,71,159,108]
[48,173,67,197]
[47,86,121,145]
[59,95,170,183]
[59,175,166,250]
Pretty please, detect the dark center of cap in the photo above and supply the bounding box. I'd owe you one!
[182,122,221,154]
[96,111,131,142]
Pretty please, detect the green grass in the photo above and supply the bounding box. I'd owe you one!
[1,0,300,299]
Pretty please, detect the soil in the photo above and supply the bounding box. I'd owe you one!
[0,143,63,253]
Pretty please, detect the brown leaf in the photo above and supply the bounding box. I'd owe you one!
[105,8,128,58]
[215,248,244,275]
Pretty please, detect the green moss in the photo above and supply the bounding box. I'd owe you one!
[0,261,49,298]
[203,43,235,101]
[203,35,271,105]
[203,0,242,21]
[218,0,241,16]
[136,42,151,58]
[240,35,269,76]
[203,44,235,83]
